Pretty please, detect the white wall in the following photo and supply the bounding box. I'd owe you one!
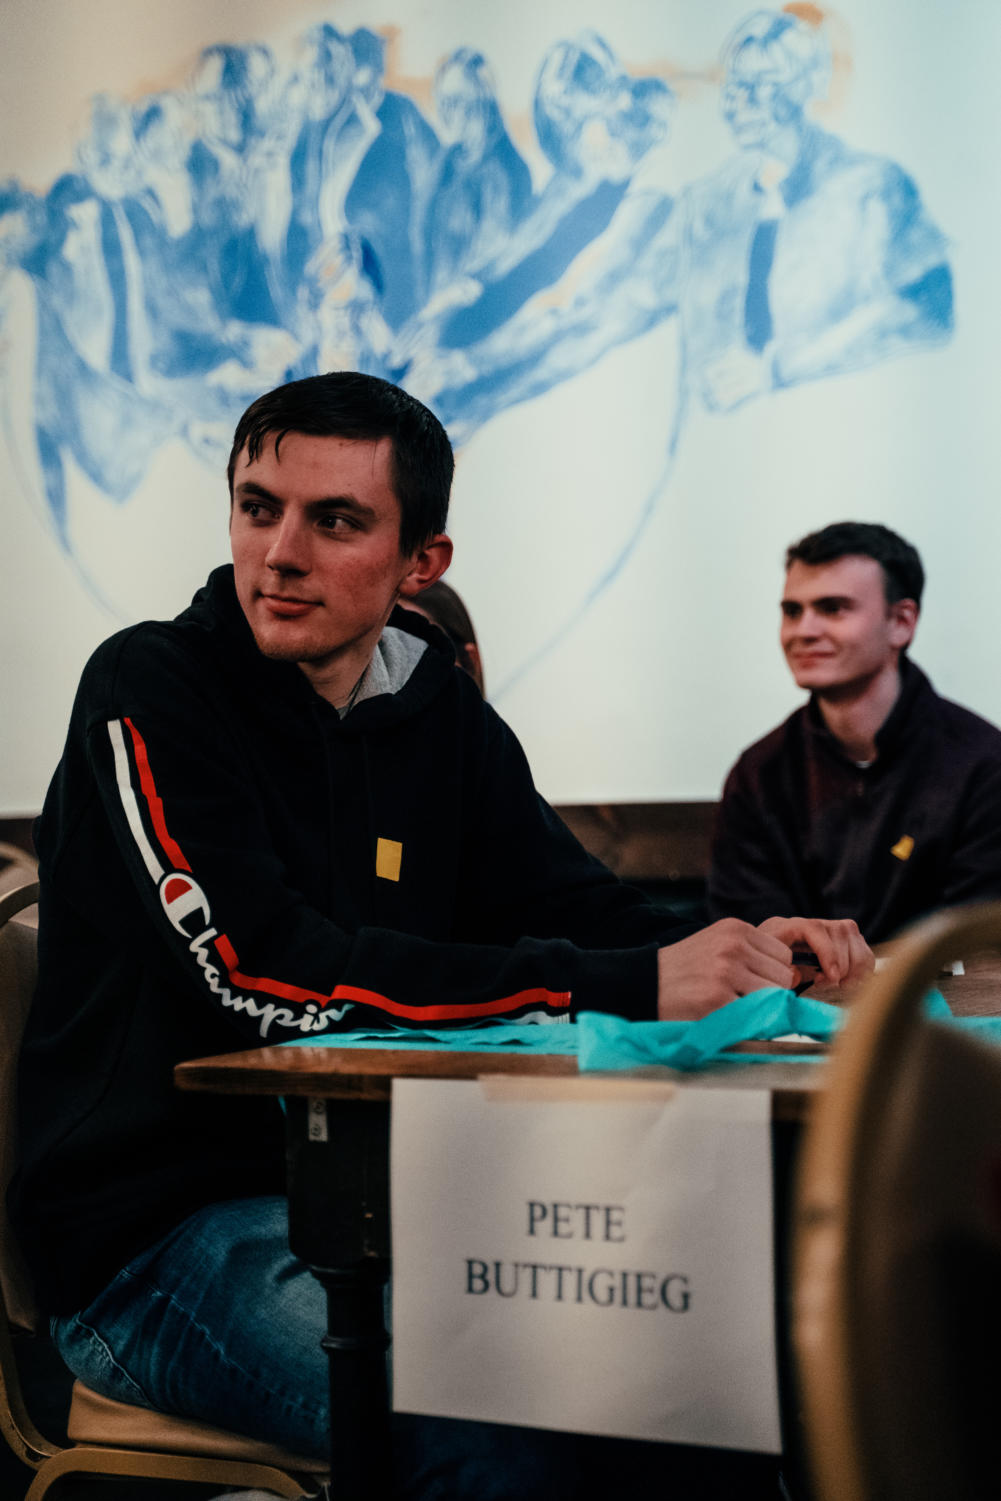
[2,0,997,812]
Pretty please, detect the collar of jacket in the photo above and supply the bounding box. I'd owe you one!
[804,657,934,768]
[184,565,459,733]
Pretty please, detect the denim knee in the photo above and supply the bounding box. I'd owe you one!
[52,1195,329,1457]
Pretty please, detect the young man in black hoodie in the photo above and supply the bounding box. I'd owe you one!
[11,372,868,1496]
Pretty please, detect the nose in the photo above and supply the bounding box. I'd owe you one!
[265,513,311,576]
[788,608,823,640]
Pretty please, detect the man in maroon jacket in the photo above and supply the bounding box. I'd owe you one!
[709,521,1001,943]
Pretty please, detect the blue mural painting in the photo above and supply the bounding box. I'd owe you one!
[415,12,952,437]
[0,8,953,678]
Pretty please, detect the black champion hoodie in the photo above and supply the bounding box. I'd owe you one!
[11,566,687,1313]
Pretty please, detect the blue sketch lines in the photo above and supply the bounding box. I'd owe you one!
[417,10,953,437]
[0,8,953,672]
[406,10,954,693]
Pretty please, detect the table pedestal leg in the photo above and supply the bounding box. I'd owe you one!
[284,1096,393,1495]
[312,1259,392,1497]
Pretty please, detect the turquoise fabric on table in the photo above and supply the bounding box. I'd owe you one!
[577,989,841,1071]
[576,986,966,1072]
[278,989,1001,1071]
[280,1021,579,1054]
[948,1016,1001,1044]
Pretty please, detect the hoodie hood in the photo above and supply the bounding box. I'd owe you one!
[184,564,459,733]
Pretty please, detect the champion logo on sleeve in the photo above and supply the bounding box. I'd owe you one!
[107,718,571,1036]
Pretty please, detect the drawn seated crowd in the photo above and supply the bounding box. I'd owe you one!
[0,10,951,564]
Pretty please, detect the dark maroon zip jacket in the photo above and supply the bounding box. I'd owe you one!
[708,658,1001,944]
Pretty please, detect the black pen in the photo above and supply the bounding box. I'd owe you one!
[791,950,821,995]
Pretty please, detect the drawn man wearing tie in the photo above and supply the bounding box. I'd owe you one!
[688,7,953,416]
[420,7,953,436]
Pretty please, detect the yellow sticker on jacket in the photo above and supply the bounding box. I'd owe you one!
[890,835,915,862]
[376,837,403,882]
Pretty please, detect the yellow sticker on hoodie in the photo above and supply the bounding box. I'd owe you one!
[376,838,403,882]
[890,835,914,862]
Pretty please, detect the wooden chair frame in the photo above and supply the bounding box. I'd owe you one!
[0,881,328,1498]
[0,846,37,872]
[793,899,1001,1501]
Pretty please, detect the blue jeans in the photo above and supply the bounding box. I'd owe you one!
[51,1197,330,1456]
[51,1195,780,1499]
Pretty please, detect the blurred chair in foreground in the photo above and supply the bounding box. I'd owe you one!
[793,901,1001,1501]
[0,880,327,1499]
[0,844,37,901]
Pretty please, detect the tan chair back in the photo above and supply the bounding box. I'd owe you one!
[0,882,40,1335]
[0,846,38,901]
[793,900,1001,1501]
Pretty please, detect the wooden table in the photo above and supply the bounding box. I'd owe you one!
[173,962,1000,1494]
[932,953,1001,1014]
[174,1044,824,1492]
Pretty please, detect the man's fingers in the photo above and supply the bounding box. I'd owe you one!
[737,955,798,994]
[657,919,796,1019]
[704,920,796,994]
[655,917,872,1021]
[801,926,845,983]
[841,926,875,985]
[759,917,843,982]
[757,916,873,986]
[744,924,799,967]
[804,921,869,984]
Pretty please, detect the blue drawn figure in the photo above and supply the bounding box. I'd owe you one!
[497,30,666,306]
[342,28,441,332]
[421,9,952,440]
[396,33,673,407]
[280,23,399,377]
[294,226,398,382]
[131,93,196,244]
[284,26,367,292]
[426,35,669,363]
[128,90,238,383]
[65,92,186,393]
[185,44,282,329]
[174,44,305,457]
[0,176,176,552]
[421,48,532,301]
[684,9,953,415]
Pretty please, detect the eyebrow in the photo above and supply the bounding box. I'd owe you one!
[781,595,855,611]
[233,480,378,522]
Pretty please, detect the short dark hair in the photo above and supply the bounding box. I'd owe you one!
[228,371,453,555]
[785,521,924,607]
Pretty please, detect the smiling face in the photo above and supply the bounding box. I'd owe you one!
[230,430,450,705]
[780,555,918,699]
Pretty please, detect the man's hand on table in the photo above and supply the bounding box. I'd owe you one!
[656,916,873,1021]
[758,914,873,995]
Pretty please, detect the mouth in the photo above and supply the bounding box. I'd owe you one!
[260,593,317,619]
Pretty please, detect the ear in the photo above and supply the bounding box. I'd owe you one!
[888,598,919,650]
[397,534,453,599]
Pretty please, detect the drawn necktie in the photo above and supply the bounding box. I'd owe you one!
[743,215,779,353]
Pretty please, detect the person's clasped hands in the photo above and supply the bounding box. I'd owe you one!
[656,915,872,1020]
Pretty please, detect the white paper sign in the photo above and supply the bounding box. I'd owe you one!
[391,1078,780,1452]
